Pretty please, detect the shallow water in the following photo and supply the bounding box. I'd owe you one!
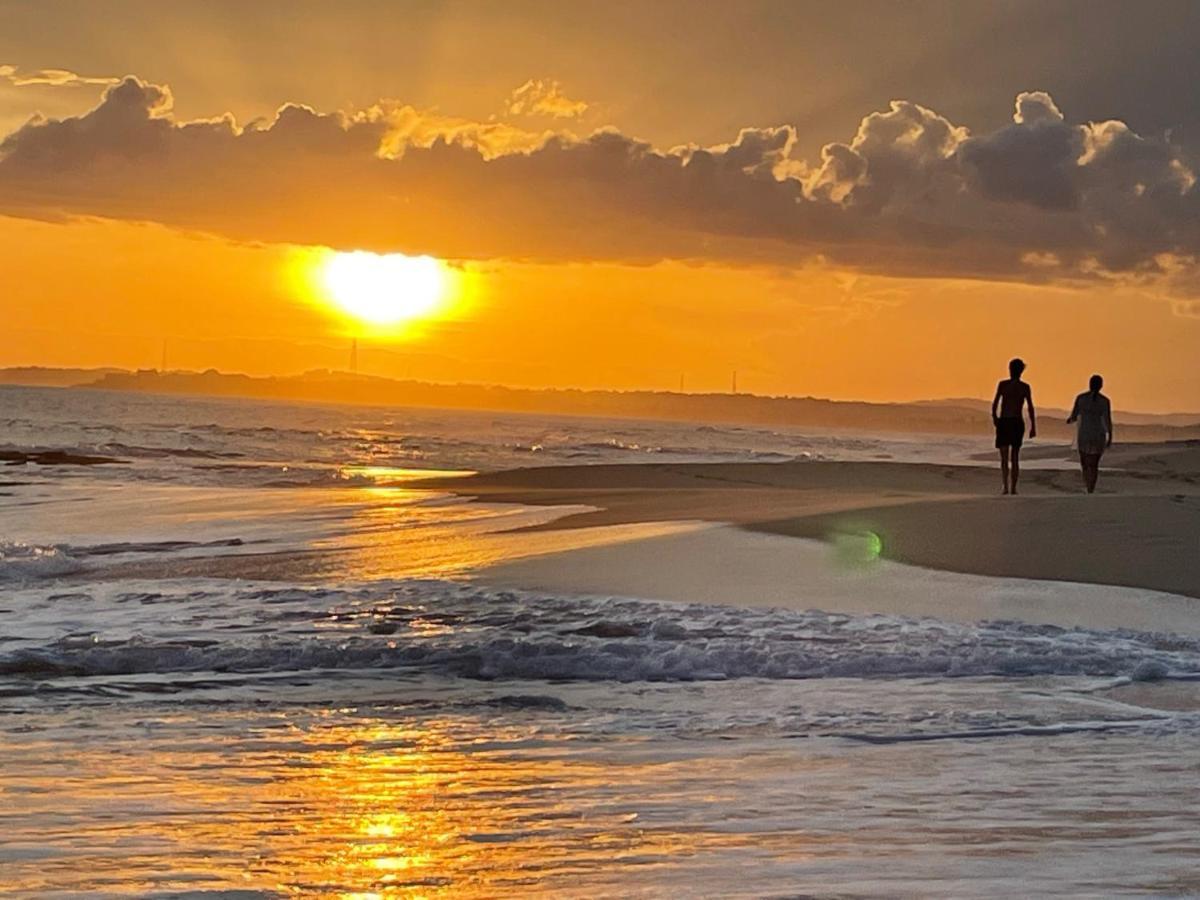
[2,387,1198,897]
[6,677,1200,898]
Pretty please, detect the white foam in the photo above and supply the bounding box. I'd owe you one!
[3,579,1199,686]
[0,540,84,581]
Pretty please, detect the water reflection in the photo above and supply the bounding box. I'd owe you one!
[7,469,705,584]
[1,707,718,897]
[317,482,706,582]
[6,681,1200,896]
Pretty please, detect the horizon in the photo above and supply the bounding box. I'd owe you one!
[4,0,1200,411]
[7,362,1200,420]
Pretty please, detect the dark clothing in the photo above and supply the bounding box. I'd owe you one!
[995,417,1025,449]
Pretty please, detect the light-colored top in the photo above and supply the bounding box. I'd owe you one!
[1069,391,1112,453]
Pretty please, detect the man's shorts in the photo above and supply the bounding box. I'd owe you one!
[995,418,1025,449]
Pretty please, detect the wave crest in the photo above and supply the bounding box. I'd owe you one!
[4,582,1200,685]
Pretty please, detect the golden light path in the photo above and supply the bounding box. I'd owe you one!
[302,249,458,333]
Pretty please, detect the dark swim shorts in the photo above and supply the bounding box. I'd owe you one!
[995,417,1025,449]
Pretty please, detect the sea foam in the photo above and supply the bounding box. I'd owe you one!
[3,580,1199,687]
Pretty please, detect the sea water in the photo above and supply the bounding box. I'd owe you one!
[2,385,1198,897]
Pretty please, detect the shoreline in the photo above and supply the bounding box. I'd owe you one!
[417,447,1200,601]
[478,526,1200,635]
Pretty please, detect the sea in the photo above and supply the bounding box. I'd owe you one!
[2,385,1198,898]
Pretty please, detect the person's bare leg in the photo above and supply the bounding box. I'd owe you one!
[1078,451,1089,493]
[1010,446,1021,495]
[1085,454,1100,493]
[998,448,1010,494]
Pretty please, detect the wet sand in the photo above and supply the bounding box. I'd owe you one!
[417,442,1200,600]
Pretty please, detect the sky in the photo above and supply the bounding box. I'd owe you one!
[2,0,1199,411]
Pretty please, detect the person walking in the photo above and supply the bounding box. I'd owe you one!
[991,358,1037,495]
[1067,374,1114,493]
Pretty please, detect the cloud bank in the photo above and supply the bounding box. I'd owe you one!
[2,76,1199,294]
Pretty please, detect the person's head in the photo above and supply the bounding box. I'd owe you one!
[1008,358,1026,379]
[1089,373,1103,393]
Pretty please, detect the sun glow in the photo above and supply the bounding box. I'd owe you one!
[320,250,450,328]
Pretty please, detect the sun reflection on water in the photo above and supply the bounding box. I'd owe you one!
[2,710,727,896]
[289,477,707,583]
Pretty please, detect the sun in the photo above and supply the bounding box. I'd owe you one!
[320,251,449,327]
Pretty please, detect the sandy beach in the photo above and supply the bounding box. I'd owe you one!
[6,390,1200,897]
[419,441,1200,602]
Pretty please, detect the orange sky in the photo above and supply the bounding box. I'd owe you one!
[4,213,1197,412]
[2,1,1200,412]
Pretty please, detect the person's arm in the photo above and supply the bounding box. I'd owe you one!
[1067,396,1079,424]
[991,382,1002,425]
[1027,386,1037,438]
[1105,397,1114,447]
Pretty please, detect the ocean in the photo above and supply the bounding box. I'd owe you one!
[2,385,1199,898]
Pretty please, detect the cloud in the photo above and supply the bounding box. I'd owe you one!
[2,76,1199,297]
[959,92,1081,210]
[373,103,554,159]
[507,79,588,119]
[1,63,119,88]
[801,100,967,213]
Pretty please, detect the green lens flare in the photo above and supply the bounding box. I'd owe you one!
[865,530,882,560]
[831,529,883,567]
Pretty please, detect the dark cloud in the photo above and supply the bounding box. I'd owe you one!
[960,93,1081,210]
[2,77,1199,294]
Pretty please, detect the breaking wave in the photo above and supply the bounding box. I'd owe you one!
[0,541,85,580]
[4,581,1199,686]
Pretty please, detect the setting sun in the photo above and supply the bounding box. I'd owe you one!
[320,250,449,327]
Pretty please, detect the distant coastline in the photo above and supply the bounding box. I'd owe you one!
[4,365,1199,442]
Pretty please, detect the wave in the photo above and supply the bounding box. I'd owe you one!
[0,446,124,466]
[1,441,244,466]
[74,538,249,557]
[0,538,255,581]
[99,442,243,460]
[835,720,1149,744]
[3,582,1199,685]
[0,541,85,580]
[566,439,666,455]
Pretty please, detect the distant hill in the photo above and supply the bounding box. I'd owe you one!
[29,366,1194,442]
[0,366,128,387]
[917,396,1200,427]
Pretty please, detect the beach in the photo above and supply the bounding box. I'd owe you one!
[422,444,1200,602]
[3,387,1200,897]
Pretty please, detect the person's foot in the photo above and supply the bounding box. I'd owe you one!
[1002,486,1009,495]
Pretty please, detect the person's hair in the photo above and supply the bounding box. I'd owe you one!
[1008,358,1026,377]
[1089,373,1103,392]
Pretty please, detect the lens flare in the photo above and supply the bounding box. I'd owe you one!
[831,529,883,568]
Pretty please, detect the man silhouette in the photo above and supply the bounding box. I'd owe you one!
[991,358,1036,495]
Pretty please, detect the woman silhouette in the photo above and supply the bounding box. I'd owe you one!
[1067,374,1113,493]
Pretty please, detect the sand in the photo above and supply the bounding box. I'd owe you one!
[416,442,1200,603]
[479,526,1200,635]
